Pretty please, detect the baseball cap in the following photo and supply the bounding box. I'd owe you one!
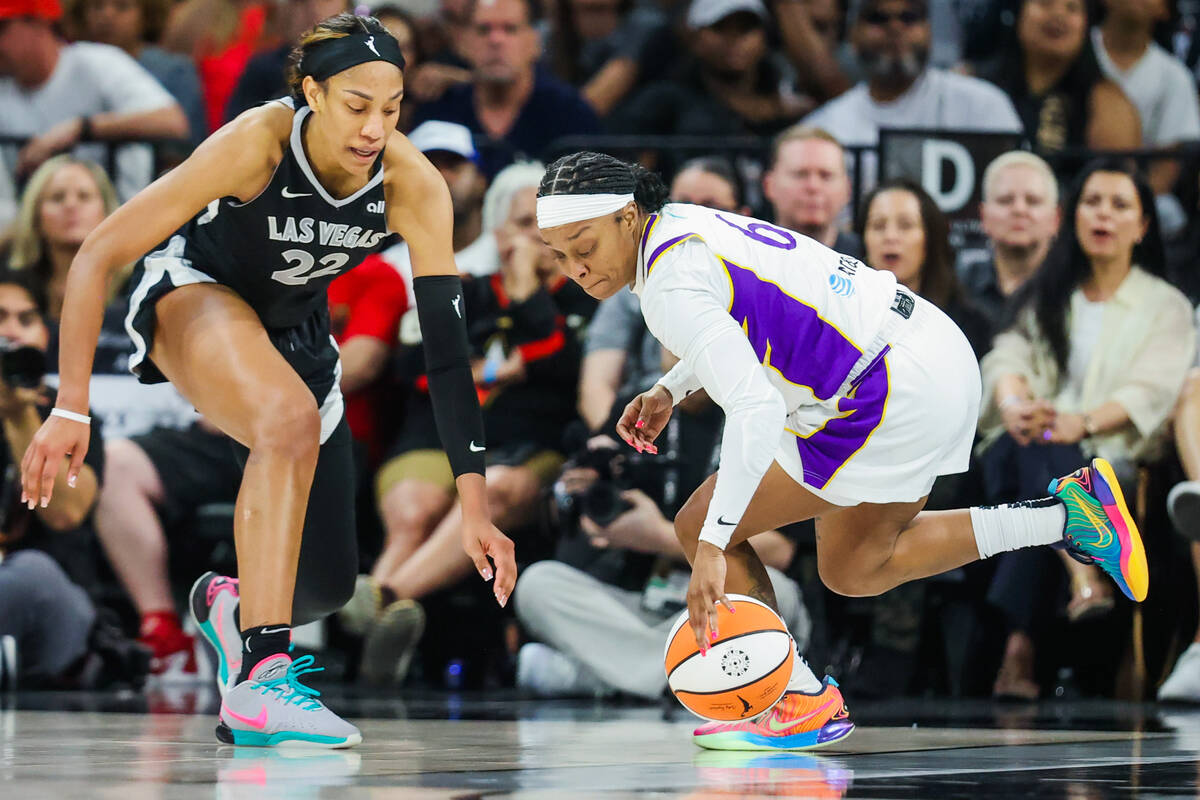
[0,0,62,21]
[407,120,478,163]
[686,0,766,29]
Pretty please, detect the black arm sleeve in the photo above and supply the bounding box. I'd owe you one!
[413,274,486,477]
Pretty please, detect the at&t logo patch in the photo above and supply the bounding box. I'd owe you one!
[828,273,855,297]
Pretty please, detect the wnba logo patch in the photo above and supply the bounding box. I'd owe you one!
[828,273,855,297]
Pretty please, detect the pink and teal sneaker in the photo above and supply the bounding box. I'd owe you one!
[218,653,361,748]
[1049,457,1149,602]
[692,676,854,751]
[190,572,242,697]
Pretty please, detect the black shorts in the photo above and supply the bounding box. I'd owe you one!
[124,250,341,427]
[133,423,242,529]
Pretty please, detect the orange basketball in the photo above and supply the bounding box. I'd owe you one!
[663,594,794,722]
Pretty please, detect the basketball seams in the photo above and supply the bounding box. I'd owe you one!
[664,594,794,722]
[669,639,793,693]
[673,655,794,721]
[664,598,785,672]
[665,628,792,682]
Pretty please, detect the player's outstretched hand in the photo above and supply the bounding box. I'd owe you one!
[463,516,517,608]
[20,414,89,510]
[687,541,734,652]
[616,384,673,455]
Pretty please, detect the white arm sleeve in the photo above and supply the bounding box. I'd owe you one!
[657,359,702,404]
[641,240,787,550]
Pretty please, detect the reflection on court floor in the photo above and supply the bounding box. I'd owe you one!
[2,691,1199,798]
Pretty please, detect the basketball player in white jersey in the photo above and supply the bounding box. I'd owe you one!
[537,152,1147,751]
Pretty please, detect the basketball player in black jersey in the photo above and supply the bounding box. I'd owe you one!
[18,14,514,747]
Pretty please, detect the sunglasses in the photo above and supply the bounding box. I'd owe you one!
[861,8,926,25]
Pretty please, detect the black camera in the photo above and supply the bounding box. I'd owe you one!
[0,339,44,390]
[553,422,678,536]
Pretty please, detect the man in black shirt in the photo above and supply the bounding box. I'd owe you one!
[962,151,1060,331]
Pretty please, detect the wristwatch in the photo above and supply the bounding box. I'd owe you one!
[1082,413,1098,437]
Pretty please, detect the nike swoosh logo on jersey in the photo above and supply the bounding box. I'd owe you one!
[469,441,486,452]
[223,703,269,730]
[765,696,836,734]
[282,188,312,198]
[717,516,736,526]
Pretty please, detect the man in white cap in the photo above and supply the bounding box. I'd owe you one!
[368,120,498,298]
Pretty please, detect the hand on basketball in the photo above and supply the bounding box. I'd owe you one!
[616,384,673,455]
[687,541,734,653]
[20,415,90,510]
[462,515,517,607]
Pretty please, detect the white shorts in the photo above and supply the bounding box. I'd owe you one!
[774,294,981,506]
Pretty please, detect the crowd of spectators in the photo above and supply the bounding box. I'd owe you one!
[7,0,1200,705]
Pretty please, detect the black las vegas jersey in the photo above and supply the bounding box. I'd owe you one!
[167,99,390,329]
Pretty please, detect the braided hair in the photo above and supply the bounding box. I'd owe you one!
[538,152,669,214]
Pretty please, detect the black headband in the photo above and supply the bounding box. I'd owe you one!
[302,31,406,83]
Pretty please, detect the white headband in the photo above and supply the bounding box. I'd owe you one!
[537,193,635,229]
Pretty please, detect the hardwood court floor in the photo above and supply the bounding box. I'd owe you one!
[3,689,1200,798]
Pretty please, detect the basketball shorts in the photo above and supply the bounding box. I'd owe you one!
[123,235,345,444]
[775,293,981,506]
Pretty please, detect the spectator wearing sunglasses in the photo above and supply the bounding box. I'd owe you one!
[803,0,1022,190]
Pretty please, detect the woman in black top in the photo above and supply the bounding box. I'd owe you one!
[977,0,1140,161]
[20,14,513,747]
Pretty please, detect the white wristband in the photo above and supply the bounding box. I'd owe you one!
[50,408,90,425]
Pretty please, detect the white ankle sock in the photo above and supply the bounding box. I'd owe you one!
[786,649,823,693]
[970,498,1066,559]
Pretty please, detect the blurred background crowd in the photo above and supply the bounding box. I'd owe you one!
[3,0,1200,707]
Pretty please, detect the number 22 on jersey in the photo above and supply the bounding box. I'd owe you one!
[272,249,351,286]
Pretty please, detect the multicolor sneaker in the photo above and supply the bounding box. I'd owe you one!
[218,653,362,748]
[190,572,243,697]
[1049,458,1149,602]
[692,676,854,751]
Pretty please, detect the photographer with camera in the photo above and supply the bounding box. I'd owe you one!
[0,267,111,688]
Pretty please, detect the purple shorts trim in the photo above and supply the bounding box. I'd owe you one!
[794,353,890,490]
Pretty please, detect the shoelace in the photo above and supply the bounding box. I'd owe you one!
[254,655,325,711]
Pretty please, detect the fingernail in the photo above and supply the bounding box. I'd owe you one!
[498,594,508,607]
[27,499,35,510]
[20,491,26,503]
[700,647,707,657]
[729,606,736,613]
[40,497,48,508]
[635,420,645,429]
[710,631,718,642]
[482,568,493,581]
[67,475,76,488]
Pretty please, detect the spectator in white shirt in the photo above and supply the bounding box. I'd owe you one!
[1091,0,1200,225]
[802,0,1022,190]
[0,0,188,226]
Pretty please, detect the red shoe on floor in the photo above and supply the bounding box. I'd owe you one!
[140,613,199,681]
